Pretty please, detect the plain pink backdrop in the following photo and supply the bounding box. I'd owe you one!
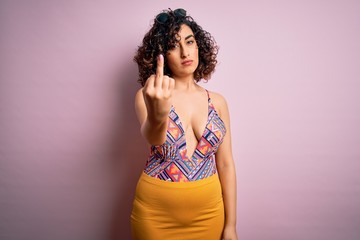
[1,0,360,239]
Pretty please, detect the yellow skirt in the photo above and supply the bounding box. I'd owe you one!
[130,172,224,240]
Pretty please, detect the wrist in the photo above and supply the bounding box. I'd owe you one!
[224,221,237,229]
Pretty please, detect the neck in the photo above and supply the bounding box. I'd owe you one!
[173,75,197,91]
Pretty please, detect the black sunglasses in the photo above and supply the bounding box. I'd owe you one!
[155,8,187,24]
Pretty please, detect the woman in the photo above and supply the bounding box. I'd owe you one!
[131,8,237,240]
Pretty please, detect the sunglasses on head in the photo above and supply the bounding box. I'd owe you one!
[156,8,187,24]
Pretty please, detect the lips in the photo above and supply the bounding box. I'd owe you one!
[181,60,193,65]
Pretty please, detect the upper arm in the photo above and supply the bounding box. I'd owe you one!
[134,87,147,128]
[210,92,234,168]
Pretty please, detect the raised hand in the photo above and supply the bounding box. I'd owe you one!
[142,54,175,121]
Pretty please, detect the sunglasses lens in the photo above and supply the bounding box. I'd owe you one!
[174,8,186,17]
[156,9,186,24]
[156,13,169,23]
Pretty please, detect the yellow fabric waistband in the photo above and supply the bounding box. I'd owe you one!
[139,171,220,189]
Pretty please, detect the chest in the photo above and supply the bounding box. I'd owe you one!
[171,99,209,141]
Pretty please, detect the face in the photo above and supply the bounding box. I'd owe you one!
[166,24,199,79]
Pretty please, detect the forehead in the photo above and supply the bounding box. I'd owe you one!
[177,24,194,39]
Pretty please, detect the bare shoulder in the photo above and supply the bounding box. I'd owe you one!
[207,90,229,117]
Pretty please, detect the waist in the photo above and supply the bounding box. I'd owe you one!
[144,154,217,182]
[140,171,220,189]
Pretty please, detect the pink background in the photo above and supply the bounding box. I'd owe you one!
[1,0,360,239]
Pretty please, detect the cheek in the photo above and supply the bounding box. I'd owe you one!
[192,48,199,61]
[165,55,177,72]
[191,45,199,55]
[165,55,174,66]
[166,52,177,62]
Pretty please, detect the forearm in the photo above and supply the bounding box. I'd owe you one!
[218,160,237,227]
[141,115,168,146]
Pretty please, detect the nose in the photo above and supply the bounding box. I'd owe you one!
[180,45,189,58]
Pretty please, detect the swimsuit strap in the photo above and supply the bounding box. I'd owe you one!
[205,89,210,101]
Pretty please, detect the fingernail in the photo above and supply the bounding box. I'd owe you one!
[158,54,163,61]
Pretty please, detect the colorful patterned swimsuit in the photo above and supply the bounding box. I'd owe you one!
[144,90,227,182]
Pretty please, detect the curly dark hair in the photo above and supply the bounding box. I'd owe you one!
[134,8,219,86]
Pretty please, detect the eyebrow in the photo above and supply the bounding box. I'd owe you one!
[184,34,195,40]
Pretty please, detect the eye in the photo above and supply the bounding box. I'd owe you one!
[168,43,179,50]
[171,43,180,49]
[187,40,194,45]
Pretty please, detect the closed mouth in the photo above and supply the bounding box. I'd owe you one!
[181,60,193,65]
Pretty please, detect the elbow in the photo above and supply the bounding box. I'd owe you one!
[216,158,235,172]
